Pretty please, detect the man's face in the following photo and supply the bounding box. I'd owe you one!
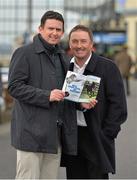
[39,19,64,45]
[69,30,93,61]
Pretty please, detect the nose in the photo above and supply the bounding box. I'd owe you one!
[77,41,82,47]
[52,29,57,34]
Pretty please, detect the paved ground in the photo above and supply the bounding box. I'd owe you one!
[0,79,137,179]
[0,132,16,179]
[109,79,137,179]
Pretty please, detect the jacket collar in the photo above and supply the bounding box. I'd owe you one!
[69,52,98,74]
[33,34,68,74]
[84,52,98,74]
[33,34,45,53]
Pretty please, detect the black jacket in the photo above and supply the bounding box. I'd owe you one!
[61,53,127,173]
[8,34,77,155]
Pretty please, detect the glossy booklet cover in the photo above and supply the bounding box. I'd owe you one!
[62,71,101,103]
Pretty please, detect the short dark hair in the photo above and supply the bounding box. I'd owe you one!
[40,10,64,31]
[69,25,93,41]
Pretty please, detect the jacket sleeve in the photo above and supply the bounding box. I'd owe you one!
[8,47,50,109]
[102,62,127,139]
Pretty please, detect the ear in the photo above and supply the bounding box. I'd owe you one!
[61,31,64,37]
[38,26,43,33]
[91,42,94,49]
[69,43,71,49]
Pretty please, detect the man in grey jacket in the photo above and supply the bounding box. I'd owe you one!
[8,10,78,179]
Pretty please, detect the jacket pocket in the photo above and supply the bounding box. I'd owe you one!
[100,130,114,145]
[100,130,115,170]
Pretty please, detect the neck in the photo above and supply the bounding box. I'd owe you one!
[75,53,91,68]
[75,58,86,68]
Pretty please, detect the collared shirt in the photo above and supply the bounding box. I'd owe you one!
[70,53,92,126]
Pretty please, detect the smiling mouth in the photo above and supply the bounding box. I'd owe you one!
[76,50,84,53]
[50,38,57,40]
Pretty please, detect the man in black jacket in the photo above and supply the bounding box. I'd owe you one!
[62,25,127,179]
[8,10,78,179]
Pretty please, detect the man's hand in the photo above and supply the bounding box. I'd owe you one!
[81,99,98,110]
[49,89,65,102]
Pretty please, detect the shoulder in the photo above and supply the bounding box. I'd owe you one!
[95,53,117,68]
[91,53,121,79]
[13,43,33,55]
[10,44,34,67]
[12,43,34,60]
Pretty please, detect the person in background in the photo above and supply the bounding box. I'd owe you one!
[61,25,127,179]
[114,45,132,96]
[0,65,2,97]
[8,10,78,179]
[0,65,4,123]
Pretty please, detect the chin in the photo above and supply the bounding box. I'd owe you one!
[50,39,59,45]
[49,41,56,44]
[76,54,85,59]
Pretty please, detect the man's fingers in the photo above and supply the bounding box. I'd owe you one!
[50,89,65,102]
[81,99,98,109]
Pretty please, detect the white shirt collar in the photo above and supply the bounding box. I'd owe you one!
[70,53,92,67]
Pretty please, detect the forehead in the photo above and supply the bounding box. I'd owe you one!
[70,30,91,40]
[44,19,63,28]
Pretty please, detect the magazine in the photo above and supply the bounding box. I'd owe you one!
[62,71,101,103]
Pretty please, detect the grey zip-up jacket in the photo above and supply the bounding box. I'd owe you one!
[8,34,77,155]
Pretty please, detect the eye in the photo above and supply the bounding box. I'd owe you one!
[81,39,87,43]
[56,28,62,32]
[72,40,78,44]
[48,27,54,31]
